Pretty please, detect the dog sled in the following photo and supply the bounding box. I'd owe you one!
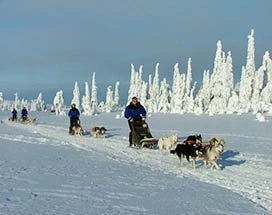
[8,116,36,125]
[129,120,158,149]
[20,117,36,125]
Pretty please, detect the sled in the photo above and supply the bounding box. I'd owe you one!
[129,120,158,149]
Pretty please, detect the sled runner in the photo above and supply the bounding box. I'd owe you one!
[129,120,158,149]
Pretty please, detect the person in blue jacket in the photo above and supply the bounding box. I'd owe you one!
[21,107,28,121]
[125,97,146,121]
[124,97,147,146]
[68,103,80,134]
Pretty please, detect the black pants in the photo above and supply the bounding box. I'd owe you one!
[128,118,142,146]
[69,117,79,134]
[12,115,17,121]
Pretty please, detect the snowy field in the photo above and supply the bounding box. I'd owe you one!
[0,111,271,215]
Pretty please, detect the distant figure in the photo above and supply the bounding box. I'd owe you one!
[11,108,17,121]
[68,103,80,134]
[21,107,28,121]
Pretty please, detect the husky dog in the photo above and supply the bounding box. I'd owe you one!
[184,134,202,144]
[200,136,225,170]
[91,126,107,138]
[21,118,36,125]
[170,143,203,169]
[72,124,84,136]
[157,135,178,150]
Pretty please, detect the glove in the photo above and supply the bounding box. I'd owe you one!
[129,118,133,122]
[142,117,146,121]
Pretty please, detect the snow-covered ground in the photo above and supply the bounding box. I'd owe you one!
[0,111,271,215]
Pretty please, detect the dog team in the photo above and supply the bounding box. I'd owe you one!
[9,99,225,170]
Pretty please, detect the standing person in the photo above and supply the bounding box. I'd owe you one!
[68,103,80,134]
[21,107,28,121]
[124,97,147,146]
[11,108,17,121]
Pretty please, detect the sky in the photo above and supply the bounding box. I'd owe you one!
[0,111,271,214]
[0,0,271,103]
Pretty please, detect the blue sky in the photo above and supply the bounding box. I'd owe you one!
[0,0,271,103]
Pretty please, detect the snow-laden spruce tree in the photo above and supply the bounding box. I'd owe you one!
[53,90,66,115]
[148,63,160,113]
[90,72,98,115]
[158,78,170,112]
[185,58,193,96]
[208,41,234,114]
[14,92,19,110]
[0,92,3,103]
[137,65,148,106]
[20,99,29,110]
[127,64,148,110]
[71,81,80,108]
[146,74,153,112]
[187,82,197,113]
[170,63,180,113]
[182,58,195,113]
[105,86,114,112]
[113,81,120,108]
[139,81,148,107]
[170,63,186,113]
[195,70,210,113]
[30,93,45,111]
[127,64,140,102]
[259,51,272,112]
[81,82,92,115]
[251,65,265,113]
[227,91,239,114]
[239,29,256,112]
[0,92,3,111]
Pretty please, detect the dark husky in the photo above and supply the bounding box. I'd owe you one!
[170,142,203,169]
[184,134,202,144]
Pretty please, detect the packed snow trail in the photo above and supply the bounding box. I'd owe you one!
[3,116,271,214]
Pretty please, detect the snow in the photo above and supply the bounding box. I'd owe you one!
[0,111,271,215]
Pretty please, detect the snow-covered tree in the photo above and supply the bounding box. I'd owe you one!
[239,29,256,112]
[158,78,170,112]
[170,63,185,113]
[0,92,4,110]
[30,93,45,111]
[128,64,140,102]
[259,51,272,112]
[227,91,239,114]
[195,70,210,113]
[90,72,98,114]
[81,82,92,115]
[207,41,234,114]
[71,81,80,108]
[148,63,160,113]
[53,90,66,115]
[14,93,19,110]
[251,66,265,113]
[105,86,114,112]
[185,58,193,96]
[183,58,195,112]
[113,81,120,108]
